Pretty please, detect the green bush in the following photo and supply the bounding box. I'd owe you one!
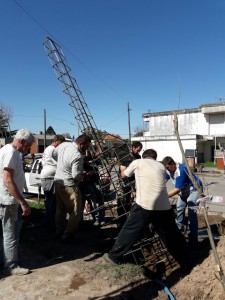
[28,201,45,210]
[203,162,216,168]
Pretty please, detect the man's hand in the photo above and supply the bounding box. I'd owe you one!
[21,201,31,216]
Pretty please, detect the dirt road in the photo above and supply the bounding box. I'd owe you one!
[0,172,225,299]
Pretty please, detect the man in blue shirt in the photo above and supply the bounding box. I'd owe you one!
[162,156,203,246]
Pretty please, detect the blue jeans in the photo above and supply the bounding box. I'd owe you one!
[80,182,105,222]
[0,204,18,268]
[176,191,199,240]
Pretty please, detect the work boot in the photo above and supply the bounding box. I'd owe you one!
[102,253,118,265]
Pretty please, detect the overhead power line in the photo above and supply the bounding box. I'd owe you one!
[13,0,130,103]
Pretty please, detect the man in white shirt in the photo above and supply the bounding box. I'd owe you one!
[0,129,35,275]
[104,149,189,273]
[53,134,91,242]
[41,135,65,228]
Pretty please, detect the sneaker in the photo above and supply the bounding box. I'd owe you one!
[93,220,100,227]
[93,220,106,227]
[4,266,30,276]
[102,253,118,265]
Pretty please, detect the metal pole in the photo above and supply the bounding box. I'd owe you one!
[201,205,225,292]
[128,102,131,146]
[214,135,217,164]
[44,109,46,150]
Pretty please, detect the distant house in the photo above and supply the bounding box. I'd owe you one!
[0,133,56,154]
[132,102,225,164]
[102,133,122,144]
[32,134,59,153]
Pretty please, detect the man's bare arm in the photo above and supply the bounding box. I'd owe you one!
[168,188,181,198]
[120,165,128,179]
[3,168,31,216]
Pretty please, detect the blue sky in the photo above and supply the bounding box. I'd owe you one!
[1,0,225,138]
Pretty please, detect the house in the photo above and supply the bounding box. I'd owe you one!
[0,134,57,154]
[31,134,62,153]
[132,102,225,164]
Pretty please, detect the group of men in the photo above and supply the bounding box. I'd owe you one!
[0,128,203,276]
[41,134,92,241]
[104,149,203,271]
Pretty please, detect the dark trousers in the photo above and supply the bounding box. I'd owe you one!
[109,203,187,266]
[80,182,105,222]
[41,179,56,228]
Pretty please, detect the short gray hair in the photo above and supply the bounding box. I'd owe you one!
[14,129,35,144]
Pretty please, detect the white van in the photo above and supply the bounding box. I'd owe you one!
[24,154,44,196]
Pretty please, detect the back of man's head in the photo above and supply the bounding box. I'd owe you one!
[76,134,91,144]
[14,129,35,144]
[142,149,157,160]
[53,134,65,143]
[162,156,175,166]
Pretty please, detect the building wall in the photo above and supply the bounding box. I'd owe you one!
[134,136,197,163]
[145,111,208,136]
[136,103,225,163]
[208,113,225,135]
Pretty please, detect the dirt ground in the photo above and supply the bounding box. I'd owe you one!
[1,198,225,299]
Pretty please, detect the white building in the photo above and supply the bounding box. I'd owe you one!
[132,102,225,163]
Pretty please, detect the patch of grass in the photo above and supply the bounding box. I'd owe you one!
[28,201,45,210]
[112,264,145,282]
[203,162,216,168]
[93,263,145,284]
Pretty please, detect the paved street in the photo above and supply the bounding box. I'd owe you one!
[201,174,225,199]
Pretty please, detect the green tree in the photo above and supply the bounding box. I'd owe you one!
[61,132,72,139]
[133,126,144,137]
[0,102,13,137]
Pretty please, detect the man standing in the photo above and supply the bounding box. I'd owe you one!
[53,134,91,242]
[41,134,65,229]
[104,149,188,271]
[0,128,35,275]
[162,156,203,246]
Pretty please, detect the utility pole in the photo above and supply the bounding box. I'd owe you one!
[44,109,46,149]
[128,102,132,146]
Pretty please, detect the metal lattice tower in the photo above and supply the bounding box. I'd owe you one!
[43,37,176,272]
[43,37,132,223]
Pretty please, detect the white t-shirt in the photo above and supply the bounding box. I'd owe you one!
[41,145,57,178]
[0,144,25,205]
[124,158,171,211]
